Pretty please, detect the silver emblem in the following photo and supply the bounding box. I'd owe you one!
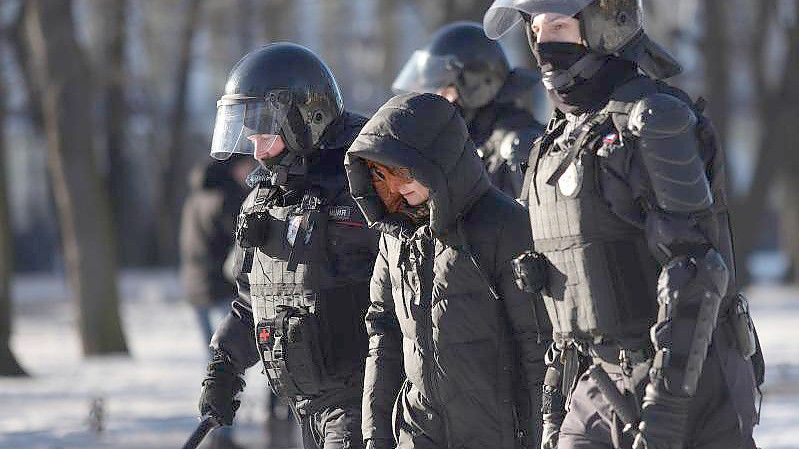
[558,161,584,198]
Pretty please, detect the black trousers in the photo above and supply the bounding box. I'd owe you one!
[301,402,363,449]
[558,333,758,449]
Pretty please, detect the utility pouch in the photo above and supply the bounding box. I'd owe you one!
[256,305,327,398]
[731,293,757,360]
[511,251,550,294]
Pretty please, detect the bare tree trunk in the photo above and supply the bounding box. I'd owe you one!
[729,0,799,286]
[96,0,139,266]
[379,0,399,93]
[26,0,128,355]
[702,0,730,150]
[157,0,203,265]
[780,174,799,283]
[0,40,27,376]
[8,0,45,131]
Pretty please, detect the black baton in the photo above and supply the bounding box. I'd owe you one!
[181,416,220,449]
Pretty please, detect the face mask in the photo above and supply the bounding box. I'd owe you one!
[532,42,590,74]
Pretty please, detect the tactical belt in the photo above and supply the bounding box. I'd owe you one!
[588,344,654,381]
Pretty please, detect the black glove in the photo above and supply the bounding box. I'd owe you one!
[511,251,549,294]
[632,381,690,449]
[198,350,246,426]
[236,211,273,249]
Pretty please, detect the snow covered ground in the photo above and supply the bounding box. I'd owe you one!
[1,271,797,449]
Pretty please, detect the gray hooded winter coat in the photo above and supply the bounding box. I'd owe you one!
[345,93,551,449]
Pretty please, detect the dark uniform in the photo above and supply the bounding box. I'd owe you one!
[392,22,545,199]
[484,1,764,449]
[198,43,379,449]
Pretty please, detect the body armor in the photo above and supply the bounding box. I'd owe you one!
[240,154,376,400]
[528,109,659,346]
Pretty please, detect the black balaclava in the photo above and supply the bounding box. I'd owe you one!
[528,32,637,114]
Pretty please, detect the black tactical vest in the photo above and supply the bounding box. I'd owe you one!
[527,111,659,347]
[244,165,376,398]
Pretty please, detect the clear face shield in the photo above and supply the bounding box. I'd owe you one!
[209,90,291,161]
[391,50,464,95]
[483,0,594,39]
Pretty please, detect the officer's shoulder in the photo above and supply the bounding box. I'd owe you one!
[627,92,697,137]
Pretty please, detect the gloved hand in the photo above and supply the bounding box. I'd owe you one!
[236,211,273,248]
[632,381,691,449]
[198,350,246,426]
[365,438,395,449]
[511,251,548,294]
[541,411,563,449]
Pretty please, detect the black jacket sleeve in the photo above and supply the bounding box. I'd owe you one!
[495,206,552,444]
[362,234,404,443]
[209,245,260,372]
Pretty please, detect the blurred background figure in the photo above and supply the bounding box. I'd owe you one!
[180,155,252,355]
[180,154,252,449]
[392,21,544,199]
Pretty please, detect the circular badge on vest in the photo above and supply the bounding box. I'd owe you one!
[558,161,584,198]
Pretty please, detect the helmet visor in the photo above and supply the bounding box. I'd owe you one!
[483,0,593,39]
[392,50,463,95]
[210,91,291,160]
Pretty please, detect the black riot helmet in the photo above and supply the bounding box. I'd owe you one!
[392,22,511,110]
[483,0,681,79]
[210,42,344,161]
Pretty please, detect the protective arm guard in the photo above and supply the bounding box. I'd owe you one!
[628,93,713,214]
[651,249,729,396]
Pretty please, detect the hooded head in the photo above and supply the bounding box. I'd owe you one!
[345,93,491,237]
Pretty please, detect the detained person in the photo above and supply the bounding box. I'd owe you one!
[345,93,552,449]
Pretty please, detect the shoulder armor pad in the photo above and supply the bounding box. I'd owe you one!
[628,93,697,138]
[628,93,712,213]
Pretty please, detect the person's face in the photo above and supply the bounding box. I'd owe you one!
[530,13,582,44]
[248,133,286,162]
[397,180,430,206]
[369,162,431,210]
[435,86,459,104]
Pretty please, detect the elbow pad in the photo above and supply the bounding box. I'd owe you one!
[650,248,729,396]
[629,94,713,213]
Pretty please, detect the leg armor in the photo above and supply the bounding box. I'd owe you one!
[650,248,729,396]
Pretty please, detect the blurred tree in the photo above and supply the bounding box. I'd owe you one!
[93,0,144,266]
[379,0,399,93]
[729,0,799,285]
[25,0,128,355]
[7,1,44,131]
[0,34,27,376]
[702,0,730,151]
[157,0,203,265]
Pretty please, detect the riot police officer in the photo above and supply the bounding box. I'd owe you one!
[484,1,763,448]
[392,21,545,199]
[197,42,378,449]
